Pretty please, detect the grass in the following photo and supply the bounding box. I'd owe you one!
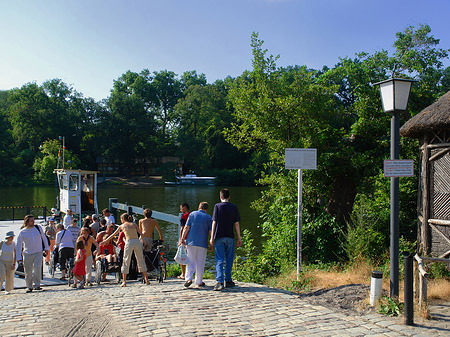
[262,259,450,303]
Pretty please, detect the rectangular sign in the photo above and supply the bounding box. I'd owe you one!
[384,160,414,177]
[285,148,317,170]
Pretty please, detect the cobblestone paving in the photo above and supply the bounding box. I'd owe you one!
[1,279,449,337]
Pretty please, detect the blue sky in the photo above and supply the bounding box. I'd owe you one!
[1,0,449,101]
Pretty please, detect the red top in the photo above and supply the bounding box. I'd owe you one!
[117,232,125,250]
[99,242,114,256]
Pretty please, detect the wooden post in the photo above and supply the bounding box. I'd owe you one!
[422,135,430,254]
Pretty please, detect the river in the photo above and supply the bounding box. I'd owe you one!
[0,184,265,251]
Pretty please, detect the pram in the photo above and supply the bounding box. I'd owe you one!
[144,239,169,283]
[95,248,122,284]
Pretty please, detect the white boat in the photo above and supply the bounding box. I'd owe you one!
[54,168,99,219]
[166,174,216,186]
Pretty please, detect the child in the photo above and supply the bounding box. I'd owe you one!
[0,231,16,295]
[72,240,86,289]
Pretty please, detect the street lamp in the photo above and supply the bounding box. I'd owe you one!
[375,78,415,298]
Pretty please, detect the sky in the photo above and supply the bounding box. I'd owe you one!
[1,0,450,101]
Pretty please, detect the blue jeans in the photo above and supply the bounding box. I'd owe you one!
[214,237,235,283]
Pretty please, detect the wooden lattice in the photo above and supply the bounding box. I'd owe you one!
[430,151,450,219]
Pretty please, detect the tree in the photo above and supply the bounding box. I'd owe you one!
[104,71,158,175]
[150,70,182,141]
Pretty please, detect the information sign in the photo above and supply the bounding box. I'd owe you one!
[384,160,414,177]
[285,148,317,170]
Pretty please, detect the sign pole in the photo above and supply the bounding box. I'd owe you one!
[297,168,303,279]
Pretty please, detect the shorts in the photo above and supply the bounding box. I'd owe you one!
[142,237,153,252]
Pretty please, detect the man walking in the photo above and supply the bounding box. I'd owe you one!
[210,189,242,291]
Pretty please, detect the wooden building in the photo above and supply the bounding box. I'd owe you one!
[400,91,450,257]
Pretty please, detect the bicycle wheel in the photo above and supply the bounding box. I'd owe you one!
[95,260,103,285]
[48,258,55,278]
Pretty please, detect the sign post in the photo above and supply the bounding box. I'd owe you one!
[285,148,317,279]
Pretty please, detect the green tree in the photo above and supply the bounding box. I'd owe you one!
[104,70,158,175]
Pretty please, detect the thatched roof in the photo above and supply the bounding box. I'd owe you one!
[400,90,450,138]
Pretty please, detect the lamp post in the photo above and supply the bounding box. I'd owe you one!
[375,78,414,298]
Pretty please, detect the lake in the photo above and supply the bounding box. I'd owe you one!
[0,184,265,251]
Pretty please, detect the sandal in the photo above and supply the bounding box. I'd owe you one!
[120,282,126,287]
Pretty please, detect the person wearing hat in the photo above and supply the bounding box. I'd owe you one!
[0,231,16,295]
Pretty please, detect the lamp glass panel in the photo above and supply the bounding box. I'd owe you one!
[380,82,394,112]
[394,81,412,111]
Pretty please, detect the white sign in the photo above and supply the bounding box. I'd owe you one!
[285,148,317,170]
[384,160,414,177]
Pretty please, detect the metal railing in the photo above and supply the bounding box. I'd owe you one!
[0,205,49,221]
[108,198,181,238]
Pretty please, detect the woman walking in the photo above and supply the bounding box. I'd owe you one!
[77,227,99,286]
[102,213,149,287]
[16,214,49,293]
[0,231,16,295]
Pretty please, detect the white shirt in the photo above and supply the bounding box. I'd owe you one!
[63,214,73,228]
[16,225,49,260]
[105,214,115,226]
[55,229,75,250]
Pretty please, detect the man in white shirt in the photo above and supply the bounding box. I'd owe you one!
[102,208,116,227]
[55,223,75,280]
[63,209,73,228]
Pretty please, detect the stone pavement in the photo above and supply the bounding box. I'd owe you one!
[1,279,449,337]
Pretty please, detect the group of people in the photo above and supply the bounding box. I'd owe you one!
[178,188,242,291]
[1,187,241,294]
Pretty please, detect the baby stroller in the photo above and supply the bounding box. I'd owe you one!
[144,240,169,283]
[95,248,122,284]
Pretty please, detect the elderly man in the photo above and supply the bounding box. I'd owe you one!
[55,223,74,280]
[63,209,73,228]
[180,202,212,288]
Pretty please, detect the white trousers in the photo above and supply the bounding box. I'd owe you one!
[0,259,14,292]
[185,245,207,285]
[122,238,147,274]
[85,254,93,281]
[23,252,43,290]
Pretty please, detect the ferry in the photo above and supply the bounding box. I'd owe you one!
[54,168,99,220]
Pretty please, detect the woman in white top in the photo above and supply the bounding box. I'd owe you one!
[16,214,49,293]
[0,231,16,295]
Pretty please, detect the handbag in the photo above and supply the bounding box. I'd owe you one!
[15,261,25,278]
[174,244,189,265]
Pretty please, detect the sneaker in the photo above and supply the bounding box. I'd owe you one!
[78,284,84,289]
[4,291,10,295]
[26,288,33,293]
[184,280,193,288]
[213,282,224,291]
[226,281,236,288]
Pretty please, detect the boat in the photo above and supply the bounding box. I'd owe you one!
[54,168,99,220]
[166,173,216,186]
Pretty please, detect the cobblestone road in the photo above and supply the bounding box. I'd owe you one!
[1,279,449,337]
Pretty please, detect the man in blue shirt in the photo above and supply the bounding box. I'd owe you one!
[180,202,212,288]
[210,189,242,291]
